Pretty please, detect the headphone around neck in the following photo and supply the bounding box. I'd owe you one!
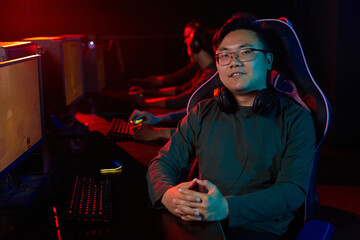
[213,86,282,115]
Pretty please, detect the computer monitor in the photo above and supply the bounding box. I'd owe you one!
[23,36,85,129]
[83,40,106,94]
[0,41,36,62]
[0,55,45,207]
[62,34,106,94]
[60,35,85,106]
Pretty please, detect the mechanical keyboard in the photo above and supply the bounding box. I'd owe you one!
[107,118,134,141]
[67,176,112,223]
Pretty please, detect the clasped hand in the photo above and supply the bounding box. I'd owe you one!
[161,178,229,222]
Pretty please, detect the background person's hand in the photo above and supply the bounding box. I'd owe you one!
[127,91,146,107]
[130,124,171,141]
[128,109,160,125]
[128,86,144,95]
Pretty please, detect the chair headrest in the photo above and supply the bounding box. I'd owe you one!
[258,18,333,149]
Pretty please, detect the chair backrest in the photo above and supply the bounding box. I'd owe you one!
[258,18,333,222]
[187,71,222,113]
[187,18,333,224]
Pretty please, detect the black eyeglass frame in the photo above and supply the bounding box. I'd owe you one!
[215,48,269,66]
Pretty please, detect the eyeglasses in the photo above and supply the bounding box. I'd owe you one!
[215,48,268,66]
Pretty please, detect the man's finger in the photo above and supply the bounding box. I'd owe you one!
[195,179,217,193]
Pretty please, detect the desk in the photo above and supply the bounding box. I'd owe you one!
[75,112,163,166]
[0,109,225,239]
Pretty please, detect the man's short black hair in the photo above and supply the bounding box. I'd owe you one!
[212,13,271,53]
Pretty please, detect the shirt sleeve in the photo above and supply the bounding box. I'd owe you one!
[146,105,200,207]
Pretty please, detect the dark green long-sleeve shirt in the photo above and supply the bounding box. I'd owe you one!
[147,96,315,236]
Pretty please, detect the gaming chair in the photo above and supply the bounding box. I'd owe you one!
[186,17,334,239]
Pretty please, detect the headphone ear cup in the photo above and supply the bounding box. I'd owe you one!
[190,39,201,54]
[189,26,204,54]
[252,88,279,115]
[214,87,237,113]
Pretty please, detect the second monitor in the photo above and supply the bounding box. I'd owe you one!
[23,36,85,129]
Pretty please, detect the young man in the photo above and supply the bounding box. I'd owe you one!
[146,15,316,239]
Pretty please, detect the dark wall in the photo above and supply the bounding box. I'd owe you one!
[0,0,316,78]
[0,0,358,148]
[0,0,301,77]
[334,1,360,148]
[0,0,298,38]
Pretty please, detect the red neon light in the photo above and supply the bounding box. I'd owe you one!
[52,206,62,240]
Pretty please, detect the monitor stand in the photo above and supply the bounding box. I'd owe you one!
[0,174,45,213]
[46,113,88,138]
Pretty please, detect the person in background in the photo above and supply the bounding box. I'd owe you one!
[129,19,201,91]
[129,25,216,109]
[146,13,316,239]
[127,24,217,141]
[128,67,220,142]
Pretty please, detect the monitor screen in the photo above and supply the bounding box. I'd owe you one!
[62,39,84,107]
[22,36,85,129]
[0,55,44,179]
[83,43,106,94]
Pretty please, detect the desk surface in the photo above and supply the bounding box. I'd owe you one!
[0,99,225,240]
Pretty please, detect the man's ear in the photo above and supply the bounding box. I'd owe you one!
[266,52,274,70]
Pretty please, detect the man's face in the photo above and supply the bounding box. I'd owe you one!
[215,29,273,96]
